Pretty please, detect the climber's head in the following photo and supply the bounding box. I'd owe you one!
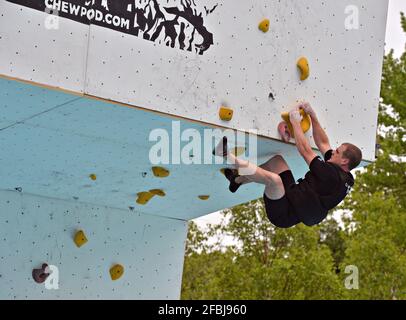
[328,143,362,171]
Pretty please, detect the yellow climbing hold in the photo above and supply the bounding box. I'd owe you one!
[220,168,226,175]
[136,189,165,205]
[74,230,88,248]
[89,174,97,181]
[136,191,155,205]
[281,109,311,138]
[198,195,210,200]
[231,146,246,157]
[149,189,166,197]
[258,19,270,33]
[219,107,233,121]
[152,166,170,178]
[297,57,310,81]
[110,264,124,281]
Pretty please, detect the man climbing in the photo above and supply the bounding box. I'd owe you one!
[214,102,362,228]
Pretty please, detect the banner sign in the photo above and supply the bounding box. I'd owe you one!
[7,0,216,54]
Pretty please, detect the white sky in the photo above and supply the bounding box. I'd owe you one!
[193,0,406,229]
[385,0,406,56]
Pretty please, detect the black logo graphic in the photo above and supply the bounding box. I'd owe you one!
[7,0,216,54]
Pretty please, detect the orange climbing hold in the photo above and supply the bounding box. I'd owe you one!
[152,166,170,178]
[89,174,97,181]
[136,189,166,205]
[136,191,155,205]
[279,109,312,141]
[74,230,88,248]
[149,189,166,197]
[110,264,124,281]
[258,19,270,33]
[219,107,233,121]
[297,57,310,80]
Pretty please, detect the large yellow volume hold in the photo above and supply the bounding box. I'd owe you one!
[74,230,88,248]
[258,19,270,33]
[149,189,166,197]
[136,191,155,205]
[219,107,233,121]
[281,109,311,138]
[152,166,170,178]
[297,57,310,80]
[110,264,124,281]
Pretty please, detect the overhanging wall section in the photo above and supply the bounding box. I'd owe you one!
[0,78,311,221]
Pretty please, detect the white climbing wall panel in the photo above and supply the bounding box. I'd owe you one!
[84,0,388,162]
[0,190,188,299]
[0,0,89,92]
[0,0,389,162]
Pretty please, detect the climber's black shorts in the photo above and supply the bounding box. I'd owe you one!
[263,170,301,228]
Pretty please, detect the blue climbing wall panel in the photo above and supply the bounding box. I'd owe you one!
[0,190,188,299]
[0,78,310,221]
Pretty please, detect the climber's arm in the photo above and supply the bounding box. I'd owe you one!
[290,110,318,166]
[301,103,331,155]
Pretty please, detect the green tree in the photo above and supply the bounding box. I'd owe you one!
[339,12,406,299]
[319,218,347,273]
[181,200,346,299]
[340,194,406,299]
